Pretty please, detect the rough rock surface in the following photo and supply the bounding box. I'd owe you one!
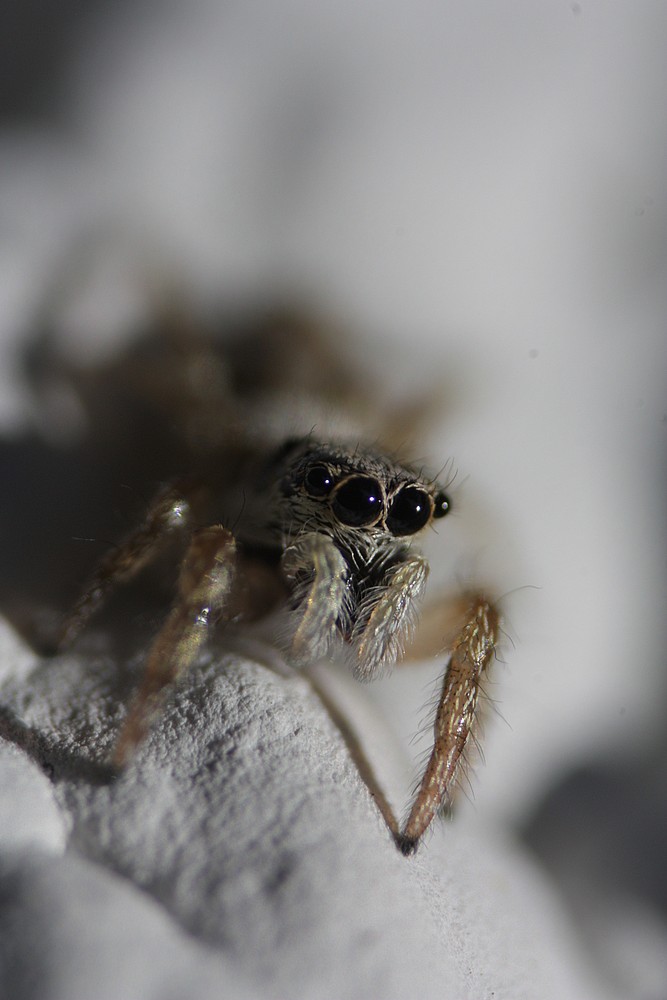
[0,620,609,1000]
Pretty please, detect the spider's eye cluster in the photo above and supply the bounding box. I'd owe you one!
[302,461,451,535]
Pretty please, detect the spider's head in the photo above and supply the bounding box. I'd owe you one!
[274,438,451,546]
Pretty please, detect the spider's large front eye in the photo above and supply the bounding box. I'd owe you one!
[386,487,432,536]
[332,476,384,527]
[303,464,335,496]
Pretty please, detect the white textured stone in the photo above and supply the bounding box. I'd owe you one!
[0,625,610,1000]
[0,744,67,854]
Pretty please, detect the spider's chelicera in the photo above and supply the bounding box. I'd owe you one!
[55,316,501,855]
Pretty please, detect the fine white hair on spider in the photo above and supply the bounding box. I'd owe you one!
[53,307,501,855]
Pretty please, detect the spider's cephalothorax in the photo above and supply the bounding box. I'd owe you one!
[253,438,452,678]
[56,314,501,855]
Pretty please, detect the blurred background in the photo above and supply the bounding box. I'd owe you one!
[0,2,665,997]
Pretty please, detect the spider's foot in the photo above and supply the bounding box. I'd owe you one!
[394,832,419,856]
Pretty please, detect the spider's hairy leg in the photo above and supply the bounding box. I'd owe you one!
[113,525,236,768]
[397,594,500,855]
[352,555,429,679]
[281,532,348,664]
[57,478,204,650]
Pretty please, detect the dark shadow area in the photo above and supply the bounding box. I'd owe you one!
[0,408,185,654]
[0,305,371,651]
[521,738,667,1000]
[0,1,106,126]
[0,431,167,644]
[0,320,205,651]
[523,748,667,915]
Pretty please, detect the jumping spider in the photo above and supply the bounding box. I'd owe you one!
[54,308,500,854]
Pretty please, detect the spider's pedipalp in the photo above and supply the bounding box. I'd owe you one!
[352,555,429,679]
[281,531,349,664]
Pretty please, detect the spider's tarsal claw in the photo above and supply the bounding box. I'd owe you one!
[395,832,419,856]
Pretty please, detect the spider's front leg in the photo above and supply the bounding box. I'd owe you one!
[57,477,206,650]
[113,525,236,767]
[397,594,500,854]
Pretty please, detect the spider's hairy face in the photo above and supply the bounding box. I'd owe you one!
[272,438,450,553]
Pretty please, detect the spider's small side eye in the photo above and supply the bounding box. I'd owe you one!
[332,476,384,527]
[432,490,451,519]
[386,487,432,536]
[303,464,335,496]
